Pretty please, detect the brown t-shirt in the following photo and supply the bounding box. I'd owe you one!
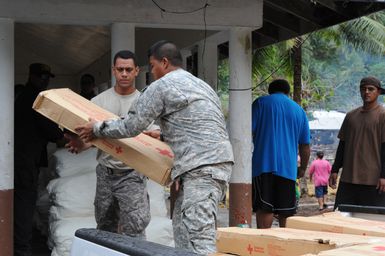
[339,104,385,185]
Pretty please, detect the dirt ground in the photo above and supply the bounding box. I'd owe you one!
[296,179,337,217]
[296,193,335,217]
[217,191,336,228]
[216,179,337,228]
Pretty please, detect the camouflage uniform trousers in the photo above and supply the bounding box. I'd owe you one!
[172,165,229,255]
[94,164,151,239]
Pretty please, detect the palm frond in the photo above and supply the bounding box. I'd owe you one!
[338,16,385,54]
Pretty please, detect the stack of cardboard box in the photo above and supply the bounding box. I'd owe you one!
[216,227,384,256]
[304,242,385,255]
[216,212,385,255]
[286,212,385,237]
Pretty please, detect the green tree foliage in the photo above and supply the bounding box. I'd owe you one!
[251,40,295,99]
[301,10,385,111]
[217,10,385,113]
[217,58,230,117]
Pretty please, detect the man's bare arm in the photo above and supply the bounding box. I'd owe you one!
[298,144,310,178]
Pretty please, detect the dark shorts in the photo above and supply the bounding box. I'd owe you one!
[334,181,385,209]
[315,185,328,198]
[252,173,297,216]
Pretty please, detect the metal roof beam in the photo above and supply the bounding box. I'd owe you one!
[263,4,302,33]
[264,0,323,27]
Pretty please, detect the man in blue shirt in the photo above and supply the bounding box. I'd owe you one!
[252,79,310,228]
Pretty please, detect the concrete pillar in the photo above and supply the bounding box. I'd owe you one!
[228,27,253,227]
[0,18,14,256]
[110,23,135,86]
[197,41,218,90]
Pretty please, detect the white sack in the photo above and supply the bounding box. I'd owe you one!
[52,148,98,177]
[47,172,96,220]
[49,216,96,256]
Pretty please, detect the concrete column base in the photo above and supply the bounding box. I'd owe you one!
[0,189,13,256]
[229,183,252,227]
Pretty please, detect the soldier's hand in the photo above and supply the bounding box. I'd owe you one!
[329,173,338,189]
[75,118,97,142]
[174,178,181,192]
[143,129,161,140]
[64,133,91,153]
[376,178,385,194]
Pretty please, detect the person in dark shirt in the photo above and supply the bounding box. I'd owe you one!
[330,76,385,209]
[80,73,96,100]
[14,63,64,256]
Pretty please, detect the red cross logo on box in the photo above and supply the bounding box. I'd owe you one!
[156,148,174,158]
[115,146,123,154]
[374,246,385,251]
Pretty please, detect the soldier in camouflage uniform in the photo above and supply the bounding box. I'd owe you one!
[66,50,154,239]
[76,41,234,254]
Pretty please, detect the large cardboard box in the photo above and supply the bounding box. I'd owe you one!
[287,212,385,237]
[216,227,385,256]
[33,88,174,186]
[314,243,385,255]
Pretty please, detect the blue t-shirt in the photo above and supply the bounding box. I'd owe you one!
[252,93,310,181]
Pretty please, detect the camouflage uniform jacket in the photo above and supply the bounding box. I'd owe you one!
[94,68,234,181]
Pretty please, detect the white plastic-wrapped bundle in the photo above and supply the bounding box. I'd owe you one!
[51,148,98,177]
[47,147,174,255]
[47,171,96,221]
[49,216,96,256]
[47,150,97,256]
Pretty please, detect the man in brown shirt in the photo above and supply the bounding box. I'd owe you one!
[330,76,385,208]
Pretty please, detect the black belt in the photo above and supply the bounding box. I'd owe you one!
[106,167,134,175]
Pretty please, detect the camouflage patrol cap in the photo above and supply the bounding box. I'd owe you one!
[29,63,55,78]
